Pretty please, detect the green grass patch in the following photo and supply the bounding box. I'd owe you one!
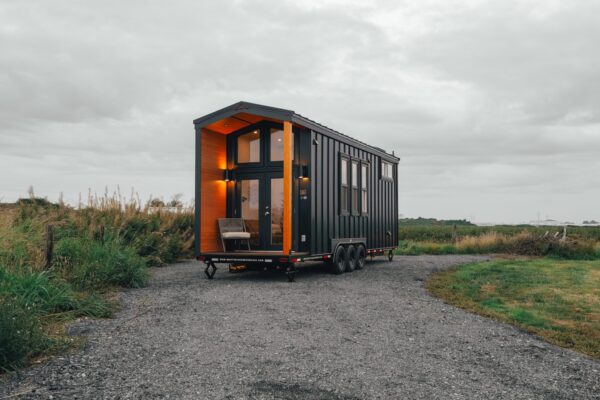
[426,259,600,358]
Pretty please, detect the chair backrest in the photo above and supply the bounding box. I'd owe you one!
[218,218,246,234]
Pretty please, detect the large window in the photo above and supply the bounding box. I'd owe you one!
[237,130,260,163]
[381,160,393,179]
[361,163,368,214]
[240,179,260,246]
[270,128,294,161]
[340,157,349,214]
[351,160,359,214]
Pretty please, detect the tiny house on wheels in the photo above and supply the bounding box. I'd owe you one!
[194,102,399,281]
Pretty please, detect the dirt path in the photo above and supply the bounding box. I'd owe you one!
[1,256,598,399]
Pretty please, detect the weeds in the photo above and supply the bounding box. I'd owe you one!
[397,231,600,259]
[0,294,48,371]
[0,192,193,371]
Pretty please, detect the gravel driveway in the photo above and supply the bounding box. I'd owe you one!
[1,255,598,399]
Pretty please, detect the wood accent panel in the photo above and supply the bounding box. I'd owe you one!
[283,121,293,255]
[200,128,227,252]
[204,113,284,134]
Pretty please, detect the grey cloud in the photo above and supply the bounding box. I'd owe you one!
[1,0,599,222]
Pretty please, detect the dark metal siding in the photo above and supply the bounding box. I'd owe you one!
[308,130,398,254]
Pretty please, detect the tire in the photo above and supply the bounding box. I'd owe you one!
[346,245,357,272]
[331,246,346,275]
[355,245,366,270]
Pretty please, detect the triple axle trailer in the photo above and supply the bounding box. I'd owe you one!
[194,102,399,281]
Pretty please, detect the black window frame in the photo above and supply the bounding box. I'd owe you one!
[380,160,393,181]
[232,124,263,167]
[339,154,350,215]
[231,121,295,168]
[360,161,369,216]
[351,159,360,216]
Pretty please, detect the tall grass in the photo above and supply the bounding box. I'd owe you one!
[0,191,194,371]
[400,224,600,242]
[397,231,600,259]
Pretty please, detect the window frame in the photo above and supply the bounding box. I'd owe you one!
[265,124,294,166]
[351,159,360,215]
[381,160,394,181]
[339,154,350,215]
[235,128,262,165]
[360,161,369,215]
[231,121,296,168]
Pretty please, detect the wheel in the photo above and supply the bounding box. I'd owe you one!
[331,246,346,275]
[345,245,357,272]
[388,250,394,262]
[355,245,366,270]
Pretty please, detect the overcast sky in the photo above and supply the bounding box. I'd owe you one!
[1,0,599,223]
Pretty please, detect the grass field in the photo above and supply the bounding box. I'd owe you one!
[0,195,193,372]
[396,226,600,260]
[399,222,600,242]
[427,259,600,358]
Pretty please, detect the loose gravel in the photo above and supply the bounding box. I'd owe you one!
[1,255,598,399]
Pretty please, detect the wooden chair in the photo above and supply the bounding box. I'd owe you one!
[217,218,251,251]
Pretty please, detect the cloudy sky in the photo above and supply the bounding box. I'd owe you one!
[1,0,599,223]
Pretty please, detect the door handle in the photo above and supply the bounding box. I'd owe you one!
[264,211,270,216]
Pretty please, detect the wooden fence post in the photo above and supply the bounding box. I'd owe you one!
[99,225,105,245]
[45,225,54,268]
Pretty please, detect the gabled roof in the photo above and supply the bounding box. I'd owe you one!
[193,101,400,162]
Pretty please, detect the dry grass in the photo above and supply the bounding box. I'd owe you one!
[397,231,600,259]
[456,232,503,252]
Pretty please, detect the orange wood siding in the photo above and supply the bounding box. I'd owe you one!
[200,128,227,252]
[283,121,293,254]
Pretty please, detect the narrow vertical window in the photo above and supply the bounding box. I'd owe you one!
[340,157,349,214]
[351,160,359,214]
[361,163,368,214]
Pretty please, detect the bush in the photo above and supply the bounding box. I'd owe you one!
[0,294,48,371]
[0,268,78,315]
[54,238,149,289]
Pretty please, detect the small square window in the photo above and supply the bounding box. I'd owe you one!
[237,130,260,163]
[381,161,393,179]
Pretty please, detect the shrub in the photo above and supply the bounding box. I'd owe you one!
[54,238,149,289]
[0,268,78,315]
[508,232,551,256]
[0,294,48,371]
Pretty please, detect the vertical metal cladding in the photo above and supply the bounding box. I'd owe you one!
[307,130,398,254]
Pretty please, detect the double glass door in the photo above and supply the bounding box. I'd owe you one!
[235,172,284,250]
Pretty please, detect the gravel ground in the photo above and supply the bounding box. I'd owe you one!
[1,255,599,399]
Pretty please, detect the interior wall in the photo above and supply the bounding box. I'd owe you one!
[200,128,227,252]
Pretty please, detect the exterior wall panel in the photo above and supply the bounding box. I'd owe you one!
[309,130,398,254]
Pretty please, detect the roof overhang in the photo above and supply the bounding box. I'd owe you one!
[193,101,400,162]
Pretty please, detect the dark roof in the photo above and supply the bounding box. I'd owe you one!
[193,101,400,162]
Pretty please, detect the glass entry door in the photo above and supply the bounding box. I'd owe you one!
[235,172,284,250]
